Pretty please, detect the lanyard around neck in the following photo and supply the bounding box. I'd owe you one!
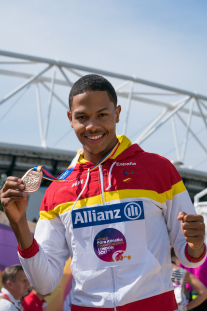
[0,292,21,311]
[34,141,120,183]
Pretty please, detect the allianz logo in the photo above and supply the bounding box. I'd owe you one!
[74,209,121,224]
[116,162,136,166]
[73,202,142,225]
[124,202,142,220]
[71,179,83,187]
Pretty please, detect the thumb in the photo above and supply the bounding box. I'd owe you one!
[177,211,187,221]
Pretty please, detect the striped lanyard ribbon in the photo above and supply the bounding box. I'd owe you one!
[34,141,120,183]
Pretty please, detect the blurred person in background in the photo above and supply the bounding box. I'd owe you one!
[22,287,50,311]
[171,247,207,311]
[180,256,207,310]
[0,264,30,311]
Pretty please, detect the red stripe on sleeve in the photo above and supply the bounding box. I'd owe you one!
[17,238,39,258]
[185,243,206,263]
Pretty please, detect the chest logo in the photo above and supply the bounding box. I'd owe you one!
[71,179,83,187]
[124,202,142,220]
[116,162,136,166]
[93,228,131,262]
[123,169,134,175]
[72,201,144,229]
[121,168,134,183]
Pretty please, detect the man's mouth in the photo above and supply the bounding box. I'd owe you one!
[86,134,103,140]
[84,133,105,142]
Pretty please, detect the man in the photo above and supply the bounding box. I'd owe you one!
[21,287,49,311]
[1,74,206,311]
[0,264,30,311]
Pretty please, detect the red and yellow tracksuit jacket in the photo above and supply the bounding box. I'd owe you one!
[18,135,206,311]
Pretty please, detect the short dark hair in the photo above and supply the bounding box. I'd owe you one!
[2,265,23,287]
[69,74,117,110]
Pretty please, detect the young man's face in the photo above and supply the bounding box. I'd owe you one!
[67,90,121,163]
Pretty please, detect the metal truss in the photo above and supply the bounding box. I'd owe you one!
[0,50,207,167]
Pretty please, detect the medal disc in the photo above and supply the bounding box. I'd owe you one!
[21,168,43,193]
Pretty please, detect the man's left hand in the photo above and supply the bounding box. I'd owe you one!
[178,211,205,258]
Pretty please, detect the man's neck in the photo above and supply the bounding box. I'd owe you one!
[2,287,20,301]
[83,137,118,164]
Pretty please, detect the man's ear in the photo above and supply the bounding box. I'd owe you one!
[6,280,13,290]
[115,105,121,123]
[67,110,73,128]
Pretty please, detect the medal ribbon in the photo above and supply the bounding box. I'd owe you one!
[34,141,120,183]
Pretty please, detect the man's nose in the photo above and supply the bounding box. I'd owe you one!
[26,280,30,286]
[85,118,100,131]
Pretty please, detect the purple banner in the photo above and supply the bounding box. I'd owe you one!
[0,223,20,271]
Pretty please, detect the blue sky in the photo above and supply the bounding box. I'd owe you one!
[0,0,207,171]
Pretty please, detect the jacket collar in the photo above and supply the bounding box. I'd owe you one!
[77,135,142,166]
[1,287,22,310]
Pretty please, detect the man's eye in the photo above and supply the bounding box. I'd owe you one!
[99,113,107,117]
[77,116,85,120]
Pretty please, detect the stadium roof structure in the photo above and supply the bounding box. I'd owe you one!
[0,50,207,194]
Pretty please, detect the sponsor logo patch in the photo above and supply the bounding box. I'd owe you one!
[121,168,134,182]
[93,228,131,262]
[71,179,83,187]
[72,201,144,229]
[123,168,134,176]
[116,162,136,166]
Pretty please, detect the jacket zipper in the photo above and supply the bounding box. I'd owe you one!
[99,165,117,311]
[111,267,117,311]
[99,165,105,205]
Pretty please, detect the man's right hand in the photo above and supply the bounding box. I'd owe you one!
[1,177,28,224]
[1,176,33,250]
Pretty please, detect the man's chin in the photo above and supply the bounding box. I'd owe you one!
[87,148,106,155]
[83,143,107,155]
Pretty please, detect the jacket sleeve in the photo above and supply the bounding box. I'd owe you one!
[18,187,70,295]
[161,162,206,268]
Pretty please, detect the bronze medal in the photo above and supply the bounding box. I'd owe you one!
[21,168,43,193]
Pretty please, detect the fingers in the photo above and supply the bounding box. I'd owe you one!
[183,236,204,245]
[183,221,205,230]
[182,229,205,237]
[2,189,27,199]
[178,211,205,250]
[178,212,204,223]
[2,180,25,198]
[3,177,24,192]
[183,214,204,222]
[1,177,27,209]
[177,211,186,221]
[2,195,28,209]
[1,189,28,206]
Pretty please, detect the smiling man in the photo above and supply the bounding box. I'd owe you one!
[1,74,206,311]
